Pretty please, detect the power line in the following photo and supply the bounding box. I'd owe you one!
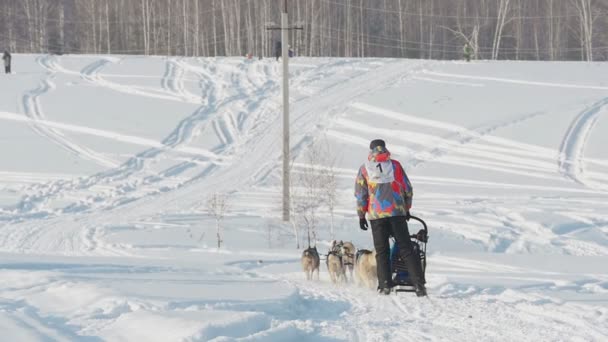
[315,32,608,56]
[0,30,248,55]
[317,33,463,54]
[321,0,580,20]
[311,25,608,53]
[0,6,221,25]
[2,24,605,58]
[316,25,465,48]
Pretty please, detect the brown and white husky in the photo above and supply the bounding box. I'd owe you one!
[301,246,320,281]
[340,241,356,282]
[355,249,377,289]
[326,251,346,284]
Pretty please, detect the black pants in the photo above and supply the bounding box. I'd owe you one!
[371,216,424,289]
[4,65,9,74]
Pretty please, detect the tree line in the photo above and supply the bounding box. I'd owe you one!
[1,0,607,61]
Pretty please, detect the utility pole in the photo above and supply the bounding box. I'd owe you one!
[266,1,303,222]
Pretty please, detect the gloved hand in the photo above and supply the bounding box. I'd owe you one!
[416,229,428,242]
[405,212,411,221]
[359,218,368,231]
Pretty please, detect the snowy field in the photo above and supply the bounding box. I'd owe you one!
[0,54,607,341]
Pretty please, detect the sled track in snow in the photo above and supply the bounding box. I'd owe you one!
[8,58,222,221]
[146,60,418,214]
[80,58,112,83]
[558,97,608,190]
[246,256,608,342]
[292,276,608,341]
[345,102,577,184]
[0,298,82,341]
[423,71,608,91]
[37,54,59,73]
[81,58,196,103]
[255,61,418,193]
[161,59,202,104]
[20,56,118,169]
[8,57,261,224]
[84,58,283,218]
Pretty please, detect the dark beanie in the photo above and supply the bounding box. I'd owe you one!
[369,139,386,150]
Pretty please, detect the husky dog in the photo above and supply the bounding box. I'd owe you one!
[301,246,320,281]
[355,249,377,289]
[326,250,346,284]
[340,241,356,282]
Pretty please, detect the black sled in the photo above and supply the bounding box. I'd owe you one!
[390,215,428,293]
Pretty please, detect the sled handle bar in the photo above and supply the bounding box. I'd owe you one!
[409,215,427,234]
[408,215,428,242]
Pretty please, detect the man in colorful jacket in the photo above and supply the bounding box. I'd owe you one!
[355,139,426,296]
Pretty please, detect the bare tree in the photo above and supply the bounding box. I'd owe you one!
[292,154,323,247]
[207,192,228,249]
[571,0,600,61]
[325,157,338,241]
[166,1,172,55]
[492,0,512,60]
[3,0,608,61]
[291,140,338,246]
[288,158,301,249]
[182,0,188,56]
[105,0,111,53]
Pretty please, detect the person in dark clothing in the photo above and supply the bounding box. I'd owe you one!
[2,51,11,74]
[355,139,427,296]
[275,41,282,61]
[463,43,473,62]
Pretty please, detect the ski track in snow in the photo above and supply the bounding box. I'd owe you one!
[412,75,485,87]
[2,56,608,340]
[0,298,80,341]
[67,57,608,258]
[335,104,562,182]
[216,257,608,342]
[1,58,386,252]
[423,70,608,91]
[0,57,283,253]
[80,57,200,104]
[0,255,604,341]
[23,55,119,169]
[0,57,222,253]
[558,97,608,190]
[124,59,428,218]
[3,59,595,260]
[6,57,224,222]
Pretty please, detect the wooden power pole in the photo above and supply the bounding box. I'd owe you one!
[266,1,303,222]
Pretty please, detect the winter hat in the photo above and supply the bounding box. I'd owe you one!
[368,139,390,162]
[369,139,386,150]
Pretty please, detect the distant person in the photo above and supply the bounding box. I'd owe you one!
[2,50,11,74]
[288,45,294,58]
[463,43,472,62]
[275,41,282,61]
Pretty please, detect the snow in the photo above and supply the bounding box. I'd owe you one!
[1,54,607,341]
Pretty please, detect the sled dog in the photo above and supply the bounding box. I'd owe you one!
[340,241,356,282]
[355,249,377,289]
[326,250,346,284]
[301,246,320,281]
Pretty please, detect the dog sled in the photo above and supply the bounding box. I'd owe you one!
[390,215,428,293]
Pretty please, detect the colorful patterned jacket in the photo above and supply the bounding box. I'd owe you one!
[354,147,413,220]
